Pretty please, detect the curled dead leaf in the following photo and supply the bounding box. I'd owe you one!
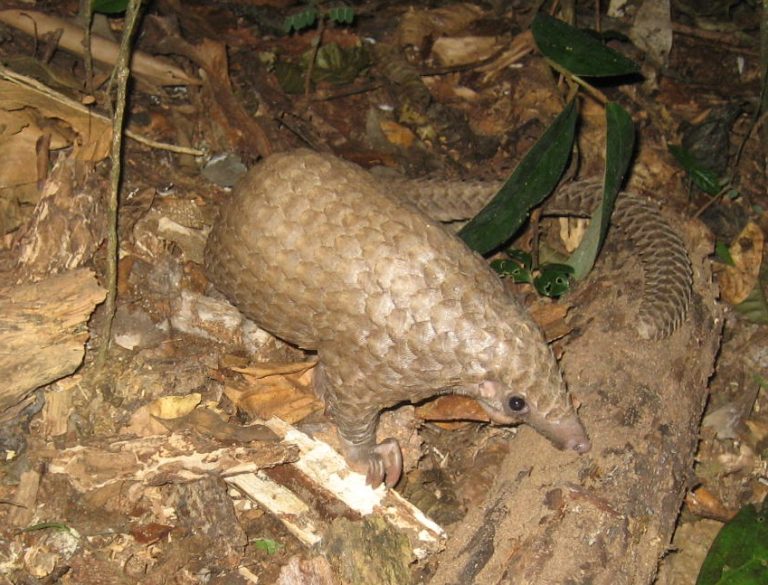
[684,486,733,521]
[399,4,485,48]
[224,361,322,424]
[379,120,417,149]
[431,36,501,67]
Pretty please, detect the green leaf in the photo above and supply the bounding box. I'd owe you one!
[696,498,768,585]
[22,522,77,534]
[458,99,578,254]
[566,102,635,279]
[328,6,355,25]
[534,263,574,297]
[491,258,533,283]
[506,249,534,269]
[284,8,318,33]
[253,538,282,555]
[668,145,723,196]
[91,0,129,14]
[714,241,736,266]
[532,13,640,77]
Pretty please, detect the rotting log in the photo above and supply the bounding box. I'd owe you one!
[0,268,105,420]
[428,223,721,584]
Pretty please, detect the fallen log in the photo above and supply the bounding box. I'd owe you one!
[428,222,721,584]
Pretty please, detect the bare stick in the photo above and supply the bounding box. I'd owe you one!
[95,0,144,370]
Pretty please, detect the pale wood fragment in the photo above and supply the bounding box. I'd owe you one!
[8,468,41,528]
[0,269,105,417]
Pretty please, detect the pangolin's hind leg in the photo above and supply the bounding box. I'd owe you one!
[314,363,403,488]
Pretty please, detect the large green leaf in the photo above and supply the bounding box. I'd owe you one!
[566,102,635,279]
[91,0,129,14]
[458,99,578,254]
[696,498,768,585]
[532,13,640,77]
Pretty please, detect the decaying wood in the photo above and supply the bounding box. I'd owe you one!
[276,556,338,585]
[166,477,247,571]
[45,414,443,564]
[0,268,105,418]
[226,417,445,556]
[47,432,296,492]
[428,222,722,584]
[12,159,107,280]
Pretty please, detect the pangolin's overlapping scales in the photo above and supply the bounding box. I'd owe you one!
[545,179,692,340]
[394,176,693,340]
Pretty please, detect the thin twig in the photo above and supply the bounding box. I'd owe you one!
[691,185,735,220]
[95,0,144,371]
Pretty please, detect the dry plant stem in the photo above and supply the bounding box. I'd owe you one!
[734,109,768,171]
[304,17,326,100]
[311,81,382,101]
[595,0,601,32]
[549,60,609,105]
[760,0,768,159]
[691,186,734,220]
[672,22,759,51]
[95,0,144,370]
[80,0,94,95]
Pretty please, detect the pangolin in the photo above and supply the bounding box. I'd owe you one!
[204,149,598,486]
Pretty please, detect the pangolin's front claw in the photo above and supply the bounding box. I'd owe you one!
[365,438,403,488]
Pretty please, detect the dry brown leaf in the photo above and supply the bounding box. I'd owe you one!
[431,36,501,67]
[716,221,764,305]
[0,79,112,162]
[0,108,68,210]
[416,395,488,423]
[232,360,317,379]
[378,120,417,149]
[224,361,321,424]
[685,486,734,521]
[399,4,485,48]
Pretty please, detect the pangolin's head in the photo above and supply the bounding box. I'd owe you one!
[468,311,591,454]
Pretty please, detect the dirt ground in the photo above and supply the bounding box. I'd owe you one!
[0,0,766,584]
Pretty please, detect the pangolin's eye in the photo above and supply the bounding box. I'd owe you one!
[508,396,527,412]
